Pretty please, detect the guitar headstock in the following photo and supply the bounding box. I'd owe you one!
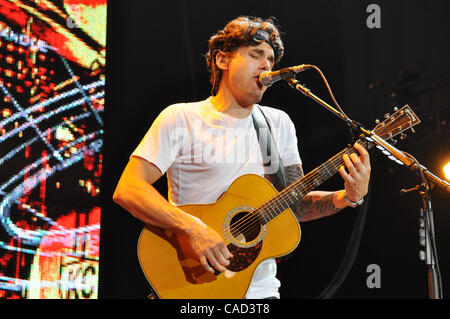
[372,105,421,143]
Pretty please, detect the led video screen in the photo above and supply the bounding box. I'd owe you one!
[0,0,106,299]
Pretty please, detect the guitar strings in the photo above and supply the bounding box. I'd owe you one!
[220,116,407,245]
[229,130,387,240]
[228,134,377,234]
[223,140,372,243]
[221,144,364,243]
[223,145,364,243]
[230,114,410,239]
[232,114,415,243]
[233,111,410,232]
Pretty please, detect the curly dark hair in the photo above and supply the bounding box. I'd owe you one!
[205,16,285,96]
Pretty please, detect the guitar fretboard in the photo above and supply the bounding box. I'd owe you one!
[256,139,373,224]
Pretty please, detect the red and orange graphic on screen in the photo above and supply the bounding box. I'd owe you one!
[0,0,106,299]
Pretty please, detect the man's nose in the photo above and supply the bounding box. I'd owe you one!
[260,58,272,71]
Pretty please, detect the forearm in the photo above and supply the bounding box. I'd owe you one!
[113,178,198,235]
[294,189,348,222]
[283,162,365,222]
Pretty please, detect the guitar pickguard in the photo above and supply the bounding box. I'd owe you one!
[226,241,263,272]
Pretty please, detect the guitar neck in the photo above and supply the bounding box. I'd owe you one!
[257,138,373,224]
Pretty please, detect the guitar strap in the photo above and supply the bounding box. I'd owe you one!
[252,106,298,265]
[252,105,288,192]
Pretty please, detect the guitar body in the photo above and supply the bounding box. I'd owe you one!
[137,174,301,299]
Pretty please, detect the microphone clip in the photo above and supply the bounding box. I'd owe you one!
[400,183,429,196]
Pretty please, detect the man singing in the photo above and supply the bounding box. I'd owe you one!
[113,16,371,299]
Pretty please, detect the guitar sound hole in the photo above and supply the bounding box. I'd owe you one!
[229,211,261,244]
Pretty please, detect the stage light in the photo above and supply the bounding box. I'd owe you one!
[444,162,450,180]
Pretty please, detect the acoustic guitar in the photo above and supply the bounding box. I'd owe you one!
[137,105,420,299]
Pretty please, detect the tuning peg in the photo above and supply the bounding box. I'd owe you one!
[400,132,407,140]
[375,119,380,124]
[394,107,399,112]
[411,127,416,133]
[390,137,398,145]
[384,113,390,119]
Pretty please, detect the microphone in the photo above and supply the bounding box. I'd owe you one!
[259,64,311,87]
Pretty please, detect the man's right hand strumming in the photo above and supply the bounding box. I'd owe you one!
[177,214,233,274]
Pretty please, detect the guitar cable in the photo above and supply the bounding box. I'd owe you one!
[316,180,372,299]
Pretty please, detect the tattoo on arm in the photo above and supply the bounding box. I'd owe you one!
[284,163,304,186]
[296,194,341,221]
[284,164,342,222]
[284,164,307,218]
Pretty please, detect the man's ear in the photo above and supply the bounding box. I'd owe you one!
[215,51,231,71]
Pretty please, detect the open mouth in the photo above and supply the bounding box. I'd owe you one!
[254,76,263,90]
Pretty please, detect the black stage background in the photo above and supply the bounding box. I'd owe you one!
[100,0,450,299]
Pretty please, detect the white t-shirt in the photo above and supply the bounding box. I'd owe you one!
[132,97,302,299]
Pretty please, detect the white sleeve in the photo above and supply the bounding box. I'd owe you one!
[131,105,185,174]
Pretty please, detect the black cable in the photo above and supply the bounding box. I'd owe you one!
[316,182,371,299]
[293,65,371,298]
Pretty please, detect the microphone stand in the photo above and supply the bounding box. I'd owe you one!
[420,185,443,299]
[402,160,444,299]
[285,76,448,299]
